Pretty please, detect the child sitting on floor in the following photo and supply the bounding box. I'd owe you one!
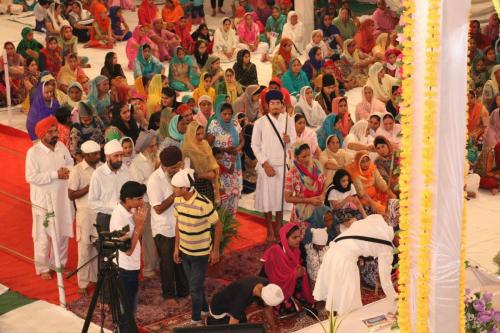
[305,227,329,286]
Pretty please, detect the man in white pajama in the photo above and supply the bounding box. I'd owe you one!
[68,140,102,294]
[25,116,74,280]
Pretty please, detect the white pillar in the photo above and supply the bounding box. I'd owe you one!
[294,0,313,52]
[429,0,470,332]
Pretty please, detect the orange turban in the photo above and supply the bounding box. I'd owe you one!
[35,116,58,139]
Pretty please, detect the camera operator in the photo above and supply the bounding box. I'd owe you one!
[109,181,148,332]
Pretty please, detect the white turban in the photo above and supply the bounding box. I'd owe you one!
[81,140,101,154]
[261,284,284,306]
[104,139,123,155]
[311,227,328,246]
[171,168,195,188]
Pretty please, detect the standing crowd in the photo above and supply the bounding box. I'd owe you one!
[4,0,497,330]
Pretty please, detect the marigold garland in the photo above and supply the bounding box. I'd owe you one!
[395,0,415,331]
[416,0,442,331]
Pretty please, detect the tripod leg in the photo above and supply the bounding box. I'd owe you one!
[81,273,104,333]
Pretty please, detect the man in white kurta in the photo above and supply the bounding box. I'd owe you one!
[88,139,130,232]
[68,140,102,293]
[130,130,159,277]
[251,90,296,241]
[25,116,74,279]
[313,214,397,315]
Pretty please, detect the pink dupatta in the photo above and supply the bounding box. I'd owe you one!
[261,223,314,304]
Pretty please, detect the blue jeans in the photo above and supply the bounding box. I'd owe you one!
[181,253,209,321]
[118,269,140,333]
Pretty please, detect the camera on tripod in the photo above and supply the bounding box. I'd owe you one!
[95,224,132,253]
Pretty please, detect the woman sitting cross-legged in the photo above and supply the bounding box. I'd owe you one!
[168,47,200,91]
[237,12,270,61]
[347,151,395,214]
[284,142,326,226]
[260,223,317,319]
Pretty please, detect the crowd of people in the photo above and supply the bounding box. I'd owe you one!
[2,0,497,330]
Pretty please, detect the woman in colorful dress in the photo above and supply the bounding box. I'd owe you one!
[125,25,159,70]
[281,58,309,97]
[260,223,316,318]
[168,47,200,91]
[347,150,395,214]
[284,142,326,226]
[87,75,111,125]
[133,44,164,79]
[182,121,220,203]
[26,79,59,140]
[215,68,243,104]
[207,102,244,214]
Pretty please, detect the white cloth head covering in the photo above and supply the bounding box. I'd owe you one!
[104,139,123,155]
[311,227,329,246]
[171,168,195,188]
[261,284,284,306]
[296,86,326,128]
[81,140,100,154]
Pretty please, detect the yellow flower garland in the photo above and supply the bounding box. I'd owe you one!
[416,0,442,331]
[493,0,500,16]
[396,0,415,331]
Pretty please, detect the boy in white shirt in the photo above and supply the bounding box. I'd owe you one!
[109,181,147,332]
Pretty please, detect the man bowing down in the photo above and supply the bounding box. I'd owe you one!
[26,116,74,279]
[251,90,296,242]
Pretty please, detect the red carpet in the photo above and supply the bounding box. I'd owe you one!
[0,124,268,306]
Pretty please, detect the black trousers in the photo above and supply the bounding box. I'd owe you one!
[210,0,223,9]
[154,234,189,299]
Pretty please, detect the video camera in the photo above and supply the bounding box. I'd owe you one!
[95,224,132,253]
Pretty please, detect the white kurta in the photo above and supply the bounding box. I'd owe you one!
[313,214,397,315]
[251,113,296,212]
[68,160,101,288]
[26,141,74,239]
[25,141,74,274]
[88,163,130,215]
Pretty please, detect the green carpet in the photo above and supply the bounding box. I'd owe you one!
[0,290,34,315]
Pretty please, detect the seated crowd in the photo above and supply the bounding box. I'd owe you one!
[4,0,499,331]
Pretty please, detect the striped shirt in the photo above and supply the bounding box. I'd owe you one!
[174,190,219,256]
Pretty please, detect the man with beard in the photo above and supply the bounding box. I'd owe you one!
[130,130,159,277]
[147,146,189,306]
[68,140,102,294]
[88,139,131,232]
[26,116,74,280]
[251,90,296,242]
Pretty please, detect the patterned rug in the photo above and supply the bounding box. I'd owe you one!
[68,243,384,332]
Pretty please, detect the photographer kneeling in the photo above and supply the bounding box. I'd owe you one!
[109,181,148,333]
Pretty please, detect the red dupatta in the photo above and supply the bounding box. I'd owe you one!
[138,0,158,26]
[261,223,314,304]
[331,96,352,136]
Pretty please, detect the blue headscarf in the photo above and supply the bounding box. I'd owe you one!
[316,114,344,150]
[26,81,60,140]
[168,115,184,143]
[109,6,121,30]
[215,102,241,170]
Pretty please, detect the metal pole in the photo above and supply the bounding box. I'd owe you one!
[2,49,12,125]
[46,196,67,308]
